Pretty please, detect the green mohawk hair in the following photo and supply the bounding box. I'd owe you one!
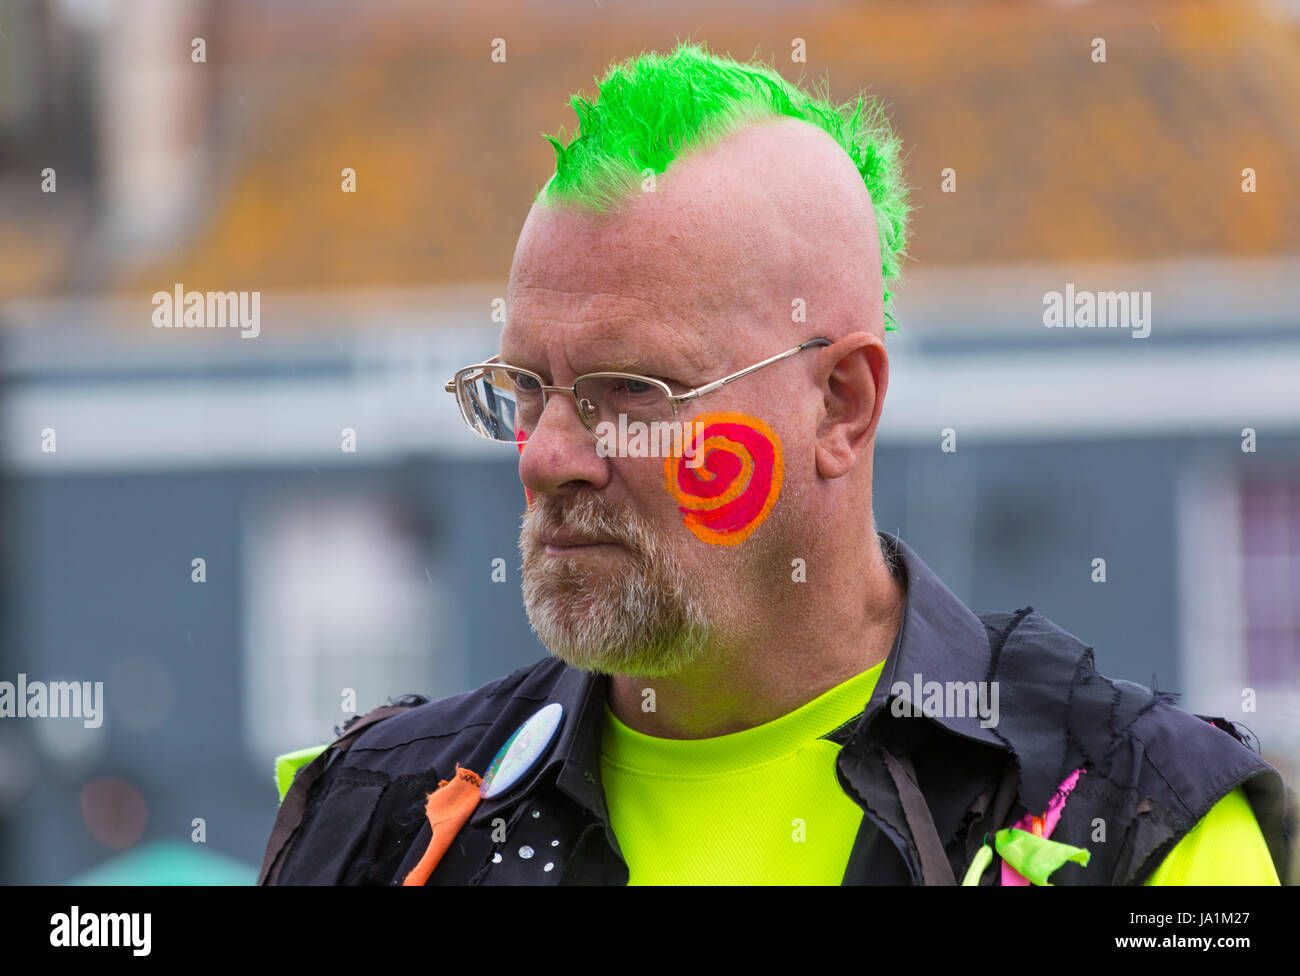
[538,42,911,330]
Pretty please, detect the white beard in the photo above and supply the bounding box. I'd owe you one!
[519,493,711,677]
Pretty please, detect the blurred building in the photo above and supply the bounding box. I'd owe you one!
[2,0,1298,883]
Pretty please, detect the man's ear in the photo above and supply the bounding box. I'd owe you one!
[815,333,889,479]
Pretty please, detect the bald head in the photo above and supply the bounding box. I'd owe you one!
[508,116,885,354]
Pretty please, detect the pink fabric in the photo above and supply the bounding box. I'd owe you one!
[1000,768,1085,886]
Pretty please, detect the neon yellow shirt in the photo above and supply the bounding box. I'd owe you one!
[599,663,1279,885]
[601,663,885,885]
[1143,785,1279,885]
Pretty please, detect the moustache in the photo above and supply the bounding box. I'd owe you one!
[524,493,649,554]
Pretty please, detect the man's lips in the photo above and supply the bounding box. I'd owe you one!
[539,528,626,550]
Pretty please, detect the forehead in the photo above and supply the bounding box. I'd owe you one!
[503,208,727,371]
[501,298,711,377]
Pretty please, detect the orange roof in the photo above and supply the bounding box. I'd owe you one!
[10,0,1300,301]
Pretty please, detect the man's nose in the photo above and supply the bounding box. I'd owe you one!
[518,393,611,496]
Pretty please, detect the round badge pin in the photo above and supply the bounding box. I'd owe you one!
[479,702,564,799]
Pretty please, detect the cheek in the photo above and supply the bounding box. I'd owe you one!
[663,412,783,546]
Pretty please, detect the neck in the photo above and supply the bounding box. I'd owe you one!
[606,530,905,739]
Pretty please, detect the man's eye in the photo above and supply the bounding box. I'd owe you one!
[514,373,543,393]
[615,378,656,395]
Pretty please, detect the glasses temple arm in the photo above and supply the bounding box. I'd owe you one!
[680,337,831,399]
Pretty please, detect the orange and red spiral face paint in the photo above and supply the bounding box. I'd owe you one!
[663,412,783,545]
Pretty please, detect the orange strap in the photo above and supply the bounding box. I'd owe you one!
[401,765,483,886]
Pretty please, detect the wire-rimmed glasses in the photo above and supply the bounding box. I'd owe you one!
[444,337,832,443]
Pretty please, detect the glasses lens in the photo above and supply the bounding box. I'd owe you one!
[459,367,544,442]
[572,375,671,433]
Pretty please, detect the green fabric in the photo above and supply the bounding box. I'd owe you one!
[1144,786,1280,885]
[960,787,1278,887]
[994,828,1090,885]
[275,744,328,804]
[961,841,994,886]
[600,662,884,885]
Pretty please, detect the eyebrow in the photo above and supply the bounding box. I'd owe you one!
[589,357,644,371]
[496,336,707,382]
[494,353,653,374]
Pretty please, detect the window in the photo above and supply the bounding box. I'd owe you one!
[1178,460,1300,763]
[1239,474,1300,685]
[241,490,461,765]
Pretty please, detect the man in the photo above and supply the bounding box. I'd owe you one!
[261,43,1292,885]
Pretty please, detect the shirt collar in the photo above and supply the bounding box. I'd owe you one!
[473,530,1008,828]
[865,531,1008,750]
[469,661,611,829]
